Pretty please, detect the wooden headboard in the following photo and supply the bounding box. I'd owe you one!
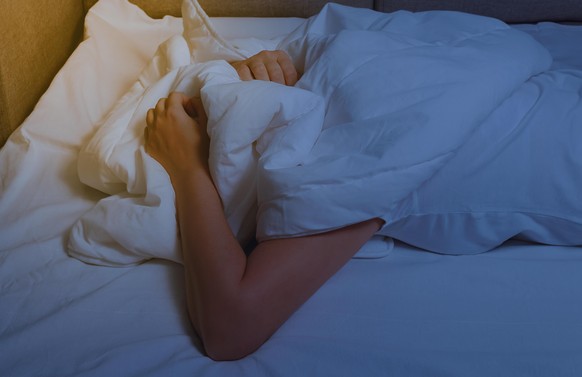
[1,0,582,148]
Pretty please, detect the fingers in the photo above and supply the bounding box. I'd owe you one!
[145,92,205,135]
[148,93,195,121]
[235,63,254,81]
[188,97,208,125]
[167,92,207,125]
[183,98,197,119]
[249,61,271,82]
[155,97,166,113]
[264,60,286,85]
[144,110,151,151]
[146,108,154,127]
[145,96,169,137]
[149,97,168,130]
[167,92,188,112]
[276,51,299,86]
[161,92,194,121]
[231,50,299,86]
[248,51,285,84]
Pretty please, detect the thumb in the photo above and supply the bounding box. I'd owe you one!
[184,97,198,119]
[188,97,208,125]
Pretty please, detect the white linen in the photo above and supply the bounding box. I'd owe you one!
[261,7,550,239]
[2,1,582,375]
[383,68,582,253]
[69,0,555,266]
[380,23,582,254]
[66,1,311,265]
[69,0,394,265]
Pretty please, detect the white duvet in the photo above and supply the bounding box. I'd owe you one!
[68,0,556,266]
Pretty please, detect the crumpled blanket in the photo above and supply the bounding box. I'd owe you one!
[68,0,552,266]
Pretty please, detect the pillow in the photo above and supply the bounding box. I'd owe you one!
[77,35,192,196]
[181,0,284,63]
[181,0,246,62]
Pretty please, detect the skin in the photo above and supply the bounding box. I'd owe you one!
[145,50,383,361]
[230,50,299,86]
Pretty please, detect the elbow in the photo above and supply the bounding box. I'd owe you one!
[201,318,266,361]
[203,334,260,361]
[192,299,271,361]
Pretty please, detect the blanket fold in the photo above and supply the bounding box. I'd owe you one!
[68,1,554,266]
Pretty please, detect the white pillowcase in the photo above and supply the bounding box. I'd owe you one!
[181,0,287,63]
[181,0,247,63]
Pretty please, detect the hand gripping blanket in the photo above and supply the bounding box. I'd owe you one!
[68,1,553,266]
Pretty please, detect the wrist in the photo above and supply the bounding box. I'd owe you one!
[167,164,210,189]
[166,158,209,178]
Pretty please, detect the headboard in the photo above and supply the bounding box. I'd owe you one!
[1,0,582,148]
[377,0,582,24]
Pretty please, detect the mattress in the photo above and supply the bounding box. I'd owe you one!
[1,0,582,375]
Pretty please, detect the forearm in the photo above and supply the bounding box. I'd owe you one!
[170,166,247,339]
[145,90,382,361]
[173,168,244,286]
[171,165,382,361]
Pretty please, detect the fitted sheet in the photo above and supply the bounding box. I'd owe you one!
[1,0,582,375]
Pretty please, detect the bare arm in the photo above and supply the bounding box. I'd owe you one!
[145,92,381,360]
[172,155,381,360]
[144,52,380,360]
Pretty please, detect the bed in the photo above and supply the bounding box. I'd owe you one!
[2,0,582,375]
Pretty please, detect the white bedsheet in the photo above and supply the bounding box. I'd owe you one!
[2,0,582,375]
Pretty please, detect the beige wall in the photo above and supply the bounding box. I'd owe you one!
[84,0,182,18]
[0,0,85,147]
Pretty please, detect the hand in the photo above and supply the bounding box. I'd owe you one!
[230,50,299,86]
[144,92,209,176]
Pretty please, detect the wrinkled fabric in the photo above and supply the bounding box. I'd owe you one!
[69,1,575,266]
